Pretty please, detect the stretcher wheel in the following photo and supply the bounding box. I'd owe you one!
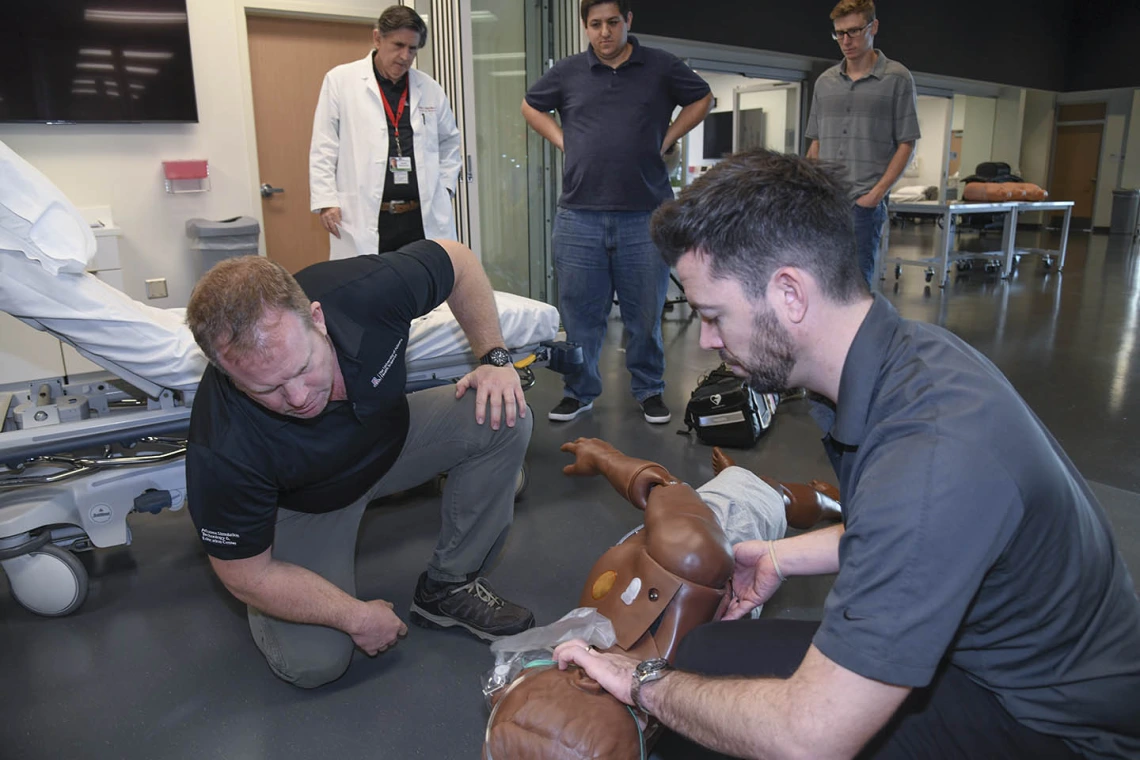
[924,268,934,283]
[984,262,998,274]
[4,544,89,617]
[1043,257,1054,271]
[894,264,901,280]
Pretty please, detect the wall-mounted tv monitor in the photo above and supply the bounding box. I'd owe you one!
[703,111,734,159]
[0,1,198,124]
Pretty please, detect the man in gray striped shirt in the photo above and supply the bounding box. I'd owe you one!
[806,0,920,287]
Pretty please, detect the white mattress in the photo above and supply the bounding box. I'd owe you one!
[1,248,559,392]
[406,291,559,364]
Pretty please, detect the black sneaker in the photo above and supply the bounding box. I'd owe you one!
[548,396,593,422]
[641,394,671,424]
[410,572,536,642]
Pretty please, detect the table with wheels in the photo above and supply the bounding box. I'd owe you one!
[1002,200,1075,275]
[884,201,1016,287]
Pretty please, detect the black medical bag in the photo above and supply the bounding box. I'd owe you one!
[680,364,776,448]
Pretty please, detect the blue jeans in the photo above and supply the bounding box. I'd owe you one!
[852,200,888,286]
[552,208,670,403]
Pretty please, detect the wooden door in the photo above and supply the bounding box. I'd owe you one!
[1050,123,1103,229]
[247,14,373,273]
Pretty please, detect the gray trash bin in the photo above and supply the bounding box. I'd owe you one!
[1110,189,1140,238]
[186,216,261,278]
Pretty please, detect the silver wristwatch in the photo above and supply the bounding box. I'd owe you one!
[630,657,673,713]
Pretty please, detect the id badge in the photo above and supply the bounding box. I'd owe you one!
[395,156,412,171]
[393,170,410,185]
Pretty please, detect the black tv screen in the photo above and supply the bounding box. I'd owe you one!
[703,111,733,159]
[0,0,198,123]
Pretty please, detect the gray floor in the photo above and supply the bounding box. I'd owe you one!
[2,225,1139,759]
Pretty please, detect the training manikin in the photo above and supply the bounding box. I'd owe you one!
[482,438,841,760]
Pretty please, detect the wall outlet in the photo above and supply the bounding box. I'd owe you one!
[145,278,169,299]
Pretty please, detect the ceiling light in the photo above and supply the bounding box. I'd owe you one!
[124,65,159,75]
[473,52,525,62]
[85,9,188,24]
[79,48,113,57]
[122,50,174,60]
[74,78,97,85]
[72,88,98,95]
[129,83,146,90]
[77,62,115,71]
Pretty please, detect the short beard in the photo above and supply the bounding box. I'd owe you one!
[726,307,796,394]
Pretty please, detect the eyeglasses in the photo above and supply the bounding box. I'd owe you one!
[831,22,872,40]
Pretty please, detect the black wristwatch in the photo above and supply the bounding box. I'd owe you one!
[630,657,673,713]
[479,347,513,367]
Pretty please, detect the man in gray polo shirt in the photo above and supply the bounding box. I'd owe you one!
[807,0,920,287]
[551,150,1140,759]
[521,0,712,426]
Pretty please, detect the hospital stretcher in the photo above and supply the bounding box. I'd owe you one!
[0,249,576,618]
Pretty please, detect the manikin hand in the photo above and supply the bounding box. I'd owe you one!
[559,437,624,477]
[348,599,408,655]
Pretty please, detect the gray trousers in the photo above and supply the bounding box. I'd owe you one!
[247,384,533,688]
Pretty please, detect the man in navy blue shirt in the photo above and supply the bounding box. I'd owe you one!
[522,0,711,425]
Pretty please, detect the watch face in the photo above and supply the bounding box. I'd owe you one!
[483,347,512,367]
[636,658,670,681]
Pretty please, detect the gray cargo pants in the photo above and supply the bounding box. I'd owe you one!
[246,384,533,688]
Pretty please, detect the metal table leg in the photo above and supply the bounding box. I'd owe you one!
[1058,206,1072,272]
[940,208,954,287]
[1002,206,1020,278]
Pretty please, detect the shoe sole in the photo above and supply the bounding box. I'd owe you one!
[643,411,672,424]
[547,401,593,422]
[409,603,533,642]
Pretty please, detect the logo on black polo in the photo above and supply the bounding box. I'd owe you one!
[371,338,404,387]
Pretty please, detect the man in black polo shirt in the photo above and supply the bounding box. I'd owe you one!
[185,238,535,689]
[521,0,712,426]
[553,151,1140,758]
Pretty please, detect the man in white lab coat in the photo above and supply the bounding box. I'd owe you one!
[309,5,463,260]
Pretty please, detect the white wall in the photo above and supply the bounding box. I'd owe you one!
[911,96,949,192]
[991,87,1026,172]
[958,95,997,178]
[0,0,380,308]
[1019,89,1056,188]
[952,94,966,132]
[1123,90,1140,190]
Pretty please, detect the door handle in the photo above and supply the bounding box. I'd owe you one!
[260,183,285,198]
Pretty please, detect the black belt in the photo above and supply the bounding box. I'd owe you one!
[380,200,420,215]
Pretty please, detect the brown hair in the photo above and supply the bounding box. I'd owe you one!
[377,5,429,46]
[186,256,313,367]
[830,0,876,24]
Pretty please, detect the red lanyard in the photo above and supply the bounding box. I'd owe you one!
[378,82,409,156]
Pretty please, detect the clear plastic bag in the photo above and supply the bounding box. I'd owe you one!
[481,607,616,707]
